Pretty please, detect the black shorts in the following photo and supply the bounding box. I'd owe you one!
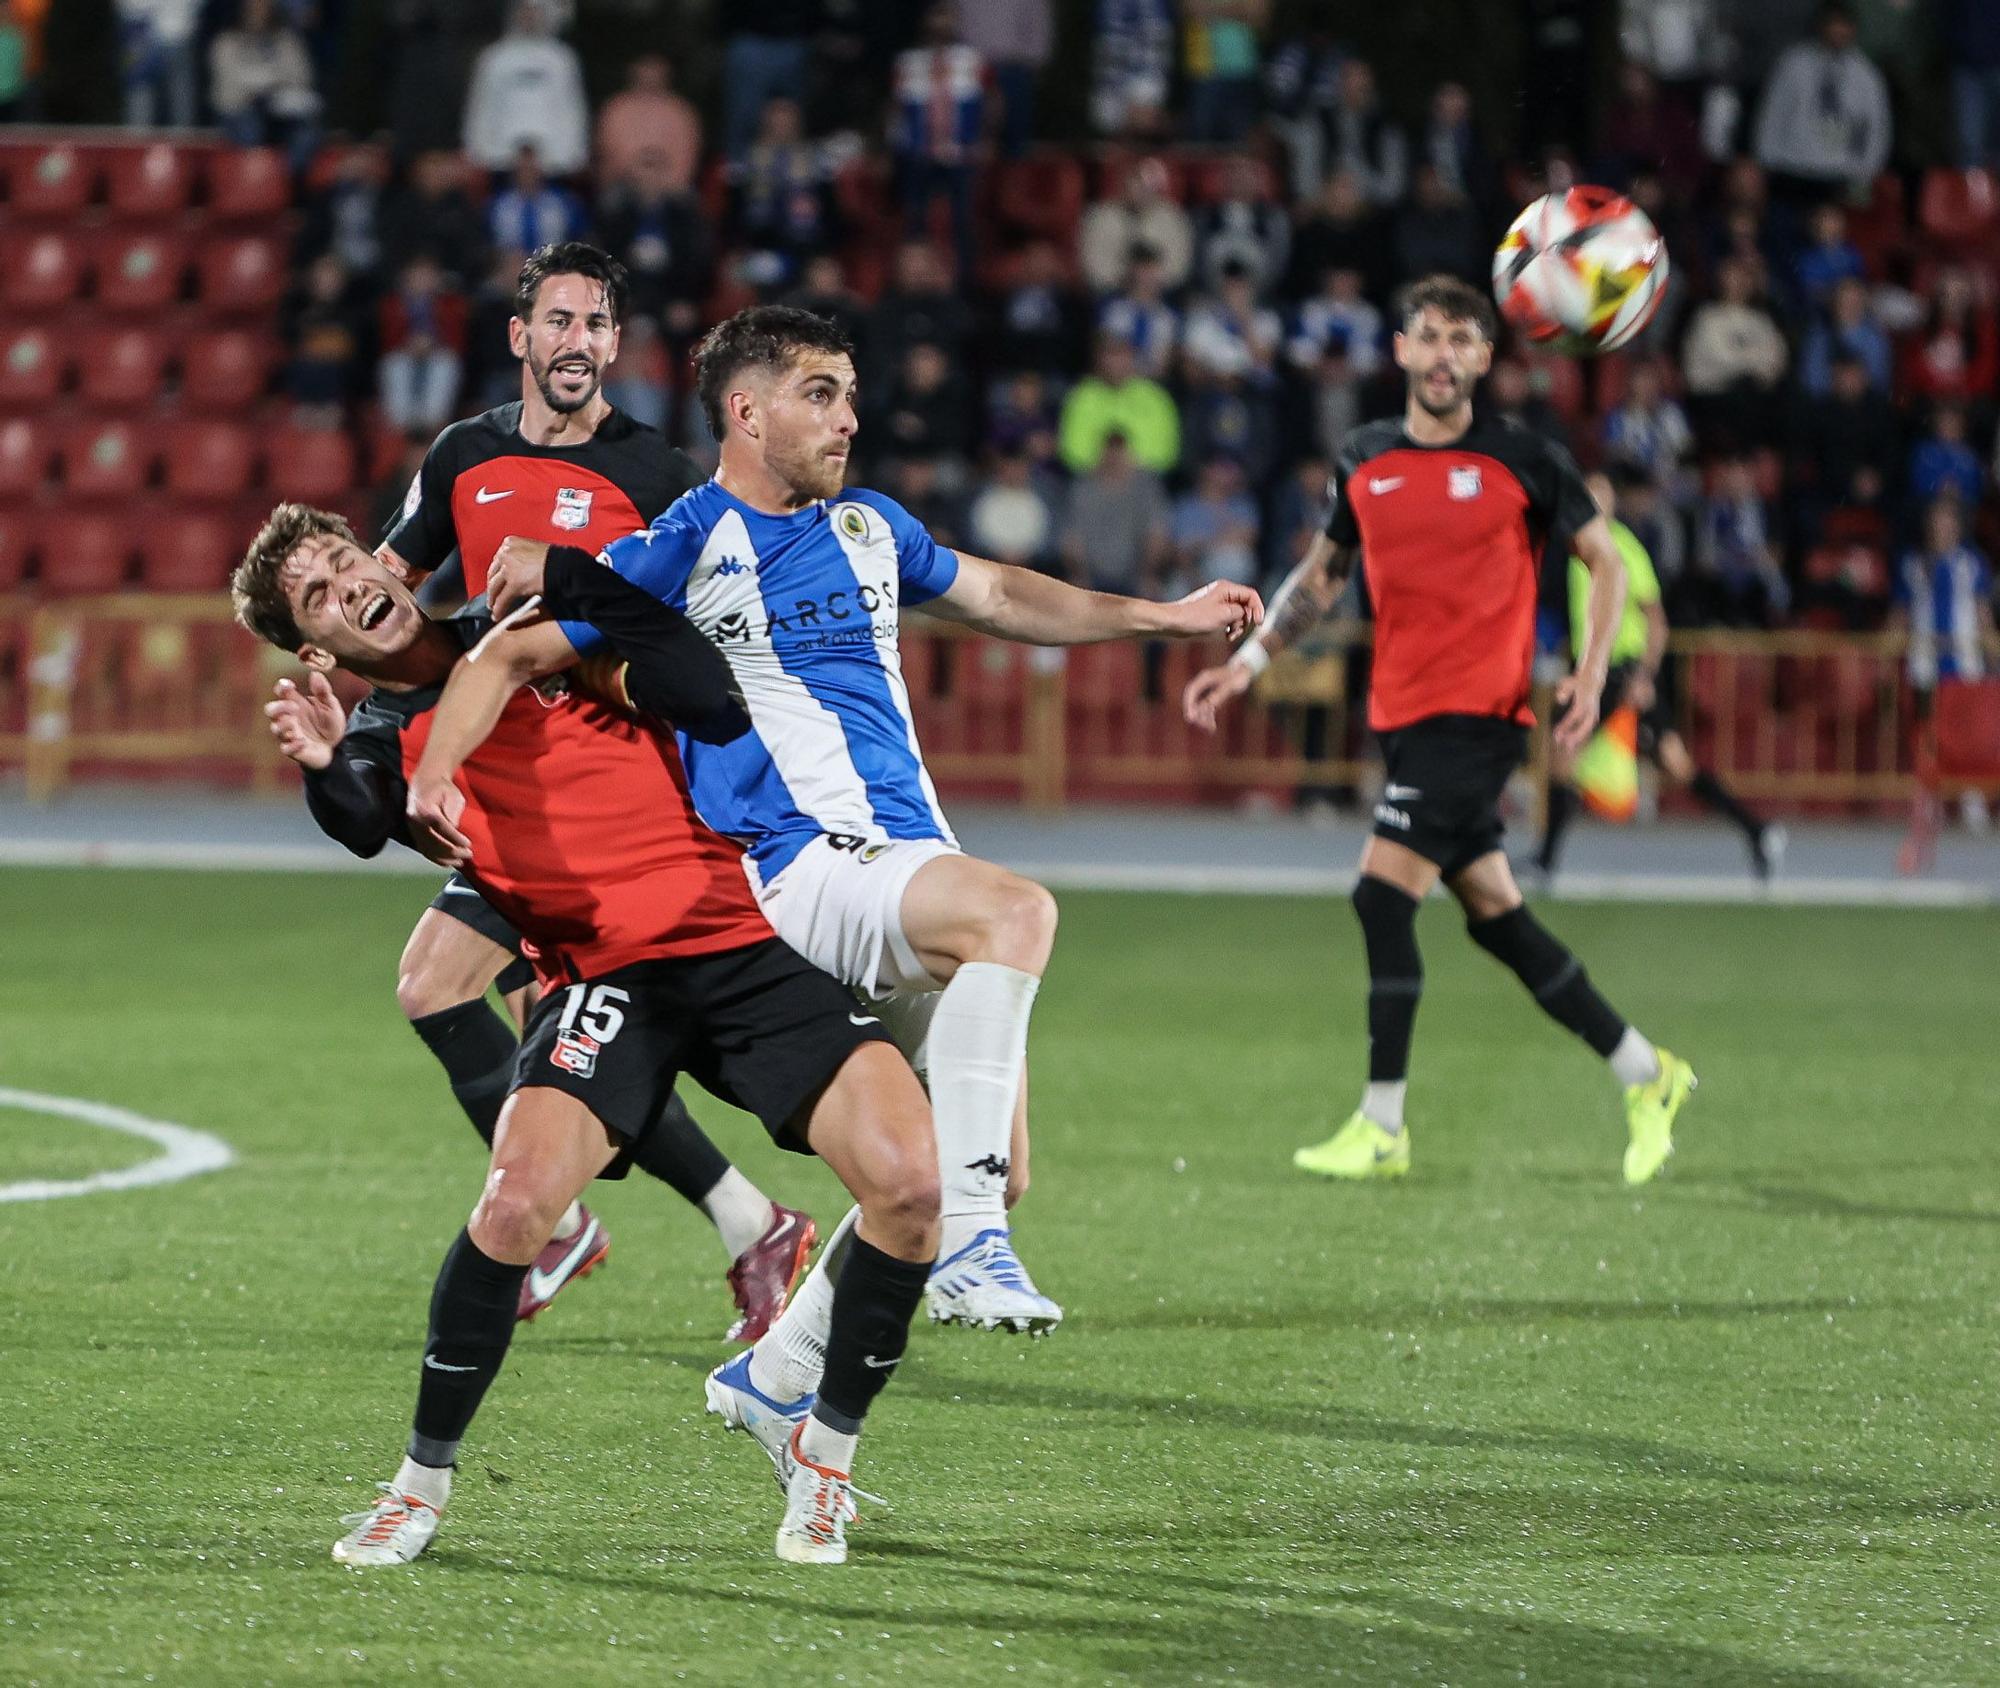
[1603,661,1673,759]
[1371,714,1529,878]
[427,874,534,995]
[512,937,895,1156]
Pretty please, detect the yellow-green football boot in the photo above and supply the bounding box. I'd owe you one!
[1293,1111,1410,1179]
[1623,1049,1695,1185]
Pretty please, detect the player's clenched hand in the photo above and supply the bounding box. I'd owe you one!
[406,771,473,869]
[264,674,344,770]
[487,537,551,617]
[1160,580,1264,641]
[1552,672,1603,755]
[1182,659,1255,733]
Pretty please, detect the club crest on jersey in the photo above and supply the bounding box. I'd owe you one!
[551,1029,599,1077]
[552,487,594,530]
[837,505,870,541]
[1448,466,1483,501]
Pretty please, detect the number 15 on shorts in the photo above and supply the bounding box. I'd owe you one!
[550,984,629,1079]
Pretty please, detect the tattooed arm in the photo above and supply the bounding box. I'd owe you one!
[1182,531,1356,731]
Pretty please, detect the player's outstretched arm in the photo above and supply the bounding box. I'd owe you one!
[266,675,403,859]
[1553,515,1626,754]
[1183,533,1353,732]
[924,550,1263,646]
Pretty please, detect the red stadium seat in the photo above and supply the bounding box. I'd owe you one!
[1918,168,2000,247]
[79,328,170,409]
[0,509,32,588]
[178,328,274,410]
[0,328,64,407]
[1184,154,1279,206]
[197,236,288,314]
[0,419,53,500]
[94,232,189,314]
[1845,173,1907,275]
[163,419,257,501]
[3,232,84,311]
[206,147,291,220]
[105,141,196,219]
[61,419,153,499]
[993,155,1087,242]
[35,510,133,595]
[1093,150,1190,205]
[137,511,238,592]
[264,424,357,503]
[5,141,96,217]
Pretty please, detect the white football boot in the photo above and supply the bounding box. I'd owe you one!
[704,1349,811,1485]
[774,1423,860,1565]
[925,1227,1063,1334]
[332,1484,442,1567]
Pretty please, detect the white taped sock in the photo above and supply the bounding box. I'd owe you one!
[748,1204,859,1403]
[929,962,1037,1255]
[1360,1081,1406,1133]
[702,1166,776,1260]
[1610,1026,1661,1088]
[799,1414,858,1474]
[393,1455,451,1511]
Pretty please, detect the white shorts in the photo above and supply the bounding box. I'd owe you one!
[746,835,959,1005]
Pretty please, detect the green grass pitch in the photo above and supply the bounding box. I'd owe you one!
[2,866,1995,1686]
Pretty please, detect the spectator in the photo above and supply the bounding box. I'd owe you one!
[1262,26,1341,128]
[865,240,975,384]
[886,455,967,551]
[116,0,199,127]
[1598,60,1703,203]
[956,0,1052,159]
[1265,453,1331,585]
[1899,267,1999,408]
[1894,495,1994,693]
[1079,156,1195,294]
[601,314,671,431]
[1482,359,1565,444]
[1285,170,1387,300]
[1619,0,1728,89]
[1907,403,1984,510]
[488,145,587,255]
[1681,256,1789,448]
[985,369,1063,465]
[874,340,975,471]
[594,53,700,197]
[1800,276,1892,397]
[1169,456,1261,592]
[1196,155,1289,293]
[1614,465,1691,599]
[1182,0,1266,145]
[282,252,368,421]
[379,150,488,289]
[784,253,868,346]
[1091,0,1173,139]
[720,1,817,162]
[1181,259,1282,382]
[1182,363,1279,486]
[1792,351,1898,525]
[1695,456,1791,625]
[1752,3,1891,205]
[1947,0,2000,171]
[1282,56,1407,208]
[1287,265,1383,378]
[208,0,319,164]
[728,97,837,292]
[461,246,528,409]
[370,430,431,549]
[891,4,988,286]
[1391,164,1483,287]
[1059,334,1179,474]
[1601,358,1695,500]
[373,0,477,162]
[0,0,24,122]
[597,154,711,337]
[1793,201,1865,312]
[1421,81,1494,213]
[995,240,1090,378]
[463,0,588,177]
[967,450,1058,569]
[1305,340,1365,461]
[377,253,466,433]
[301,144,388,283]
[1058,430,1170,590]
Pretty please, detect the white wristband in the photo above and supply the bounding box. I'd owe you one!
[1235,641,1272,678]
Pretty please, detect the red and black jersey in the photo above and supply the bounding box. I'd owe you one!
[379,402,703,597]
[315,616,772,986]
[1324,414,1597,733]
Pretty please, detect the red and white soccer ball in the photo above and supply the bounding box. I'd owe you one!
[1491,186,1669,355]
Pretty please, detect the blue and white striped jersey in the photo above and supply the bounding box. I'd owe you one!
[559,478,962,878]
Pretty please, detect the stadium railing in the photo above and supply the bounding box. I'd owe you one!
[2,594,1993,817]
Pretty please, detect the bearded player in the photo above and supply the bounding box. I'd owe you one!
[1185,275,1696,1186]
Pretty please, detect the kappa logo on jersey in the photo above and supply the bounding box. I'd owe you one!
[551,1029,600,1077]
[1448,466,1483,501]
[553,487,594,530]
[713,557,750,577]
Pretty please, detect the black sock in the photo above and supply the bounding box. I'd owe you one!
[1689,768,1764,845]
[409,999,518,1148]
[625,1089,731,1205]
[1536,783,1578,871]
[409,1228,528,1468]
[814,1236,931,1435]
[1351,876,1422,1083]
[1466,905,1625,1058]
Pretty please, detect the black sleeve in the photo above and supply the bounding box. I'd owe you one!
[541,546,750,744]
[301,717,408,858]
[1531,435,1600,550]
[414,550,467,613]
[378,428,461,575]
[1321,428,1369,547]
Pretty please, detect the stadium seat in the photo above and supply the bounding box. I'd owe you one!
[205,147,291,220]
[79,328,170,409]
[163,419,257,502]
[0,328,64,407]
[94,232,189,315]
[1918,168,1999,248]
[0,510,31,589]
[3,232,84,311]
[178,328,274,410]
[1845,173,1907,274]
[264,424,357,504]
[35,510,133,595]
[5,141,96,217]
[61,419,153,499]
[137,511,238,592]
[0,419,52,500]
[105,141,196,220]
[197,236,288,315]
[1184,154,1279,206]
[993,155,1086,242]
[1093,151,1190,205]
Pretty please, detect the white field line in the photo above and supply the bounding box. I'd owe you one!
[0,1087,236,1203]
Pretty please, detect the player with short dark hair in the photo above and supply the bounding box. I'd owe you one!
[372,242,813,1336]
[1185,273,1697,1186]
[239,505,939,1567]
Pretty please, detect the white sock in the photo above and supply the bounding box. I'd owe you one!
[929,962,1037,1258]
[701,1167,776,1260]
[1360,1081,1406,1133]
[393,1455,451,1511]
[1609,1026,1662,1088]
[550,1201,585,1243]
[748,1204,859,1403]
[798,1413,858,1474]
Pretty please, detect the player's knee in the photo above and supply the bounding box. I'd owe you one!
[470,1181,561,1260]
[978,877,1058,970]
[396,963,458,1023]
[865,1141,942,1257]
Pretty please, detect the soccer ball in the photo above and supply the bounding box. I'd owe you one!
[1491,186,1668,355]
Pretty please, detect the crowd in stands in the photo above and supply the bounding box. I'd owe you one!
[5,0,2000,675]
